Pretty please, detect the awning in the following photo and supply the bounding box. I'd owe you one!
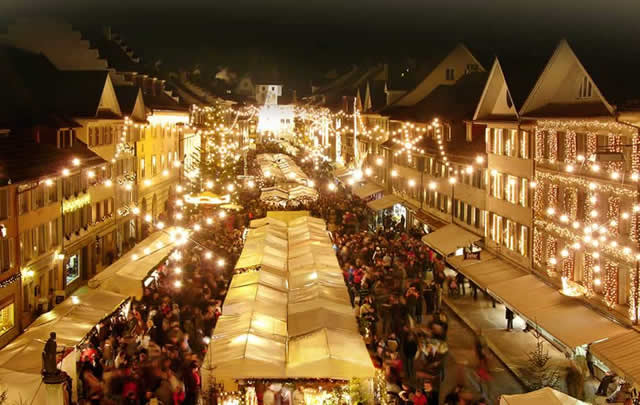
[351,181,383,199]
[489,274,629,348]
[499,387,589,405]
[446,252,526,290]
[413,209,447,230]
[590,331,640,388]
[421,223,481,256]
[87,227,186,299]
[367,194,402,211]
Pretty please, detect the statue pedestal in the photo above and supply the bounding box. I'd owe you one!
[44,382,65,405]
[42,372,69,405]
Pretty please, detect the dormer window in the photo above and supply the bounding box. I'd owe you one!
[446,68,455,81]
[578,75,593,98]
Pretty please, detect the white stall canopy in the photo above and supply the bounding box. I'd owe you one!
[287,328,375,379]
[421,223,481,256]
[499,387,588,405]
[0,288,126,404]
[206,213,375,383]
[88,227,187,299]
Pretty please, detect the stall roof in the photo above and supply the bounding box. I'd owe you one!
[229,269,288,292]
[0,288,126,404]
[88,227,186,298]
[590,331,640,388]
[287,328,375,379]
[250,216,288,228]
[351,181,383,199]
[499,387,589,405]
[446,253,527,290]
[213,311,288,341]
[205,332,286,379]
[421,223,481,256]
[367,194,402,211]
[489,275,629,348]
[207,214,374,382]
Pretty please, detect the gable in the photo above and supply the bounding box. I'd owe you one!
[97,75,122,117]
[364,82,372,111]
[474,59,518,121]
[131,89,147,122]
[520,40,612,117]
[394,44,485,107]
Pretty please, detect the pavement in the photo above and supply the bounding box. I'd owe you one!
[441,306,524,404]
[443,288,600,402]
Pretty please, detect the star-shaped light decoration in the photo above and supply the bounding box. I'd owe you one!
[391,122,425,164]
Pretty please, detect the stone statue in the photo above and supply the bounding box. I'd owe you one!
[42,332,59,375]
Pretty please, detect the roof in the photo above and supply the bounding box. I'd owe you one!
[114,86,141,115]
[368,80,387,111]
[524,102,611,118]
[89,38,141,73]
[0,132,106,185]
[385,72,489,123]
[143,91,189,112]
[496,44,554,111]
[52,71,113,117]
[569,39,640,109]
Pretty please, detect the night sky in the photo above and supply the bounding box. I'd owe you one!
[3,0,640,91]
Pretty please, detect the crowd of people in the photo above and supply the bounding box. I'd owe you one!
[77,218,244,405]
[328,196,490,405]
[73,142,495,405]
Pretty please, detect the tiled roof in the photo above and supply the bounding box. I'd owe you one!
[115,86,141,115]
[90,38,141,73]
[496,43,554,111]
[52,71,113,117]
[385,72,489,123]
[0,132,105,185]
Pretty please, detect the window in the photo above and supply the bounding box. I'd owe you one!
[37,224,46,255]
[505,219,516,250]
[491,214,502,244]
[65,254,80,285]
[31,185,44,210]
[161,155,165,169]
[0,301,15,337]
[18,192,28,215]
[0,239,10,272]
[140,158,146,178]
[519,225,529,257]
[578,75,593,98]
[48,219,59,249]
[19,231,30,263]
[152,155,157,176]
[519,131,529,159]
[491,172,503,199]
[520,178,529,207]
[47,181,58,204]
[466,63,479,73]
[445,68,455,81]
[506,176,518,204]
[0,190,8,220]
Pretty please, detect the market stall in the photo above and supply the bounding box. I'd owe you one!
[205,213,375,402]
[0,288,128,404]
[499,387,589,405]
[87,227,187,299]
